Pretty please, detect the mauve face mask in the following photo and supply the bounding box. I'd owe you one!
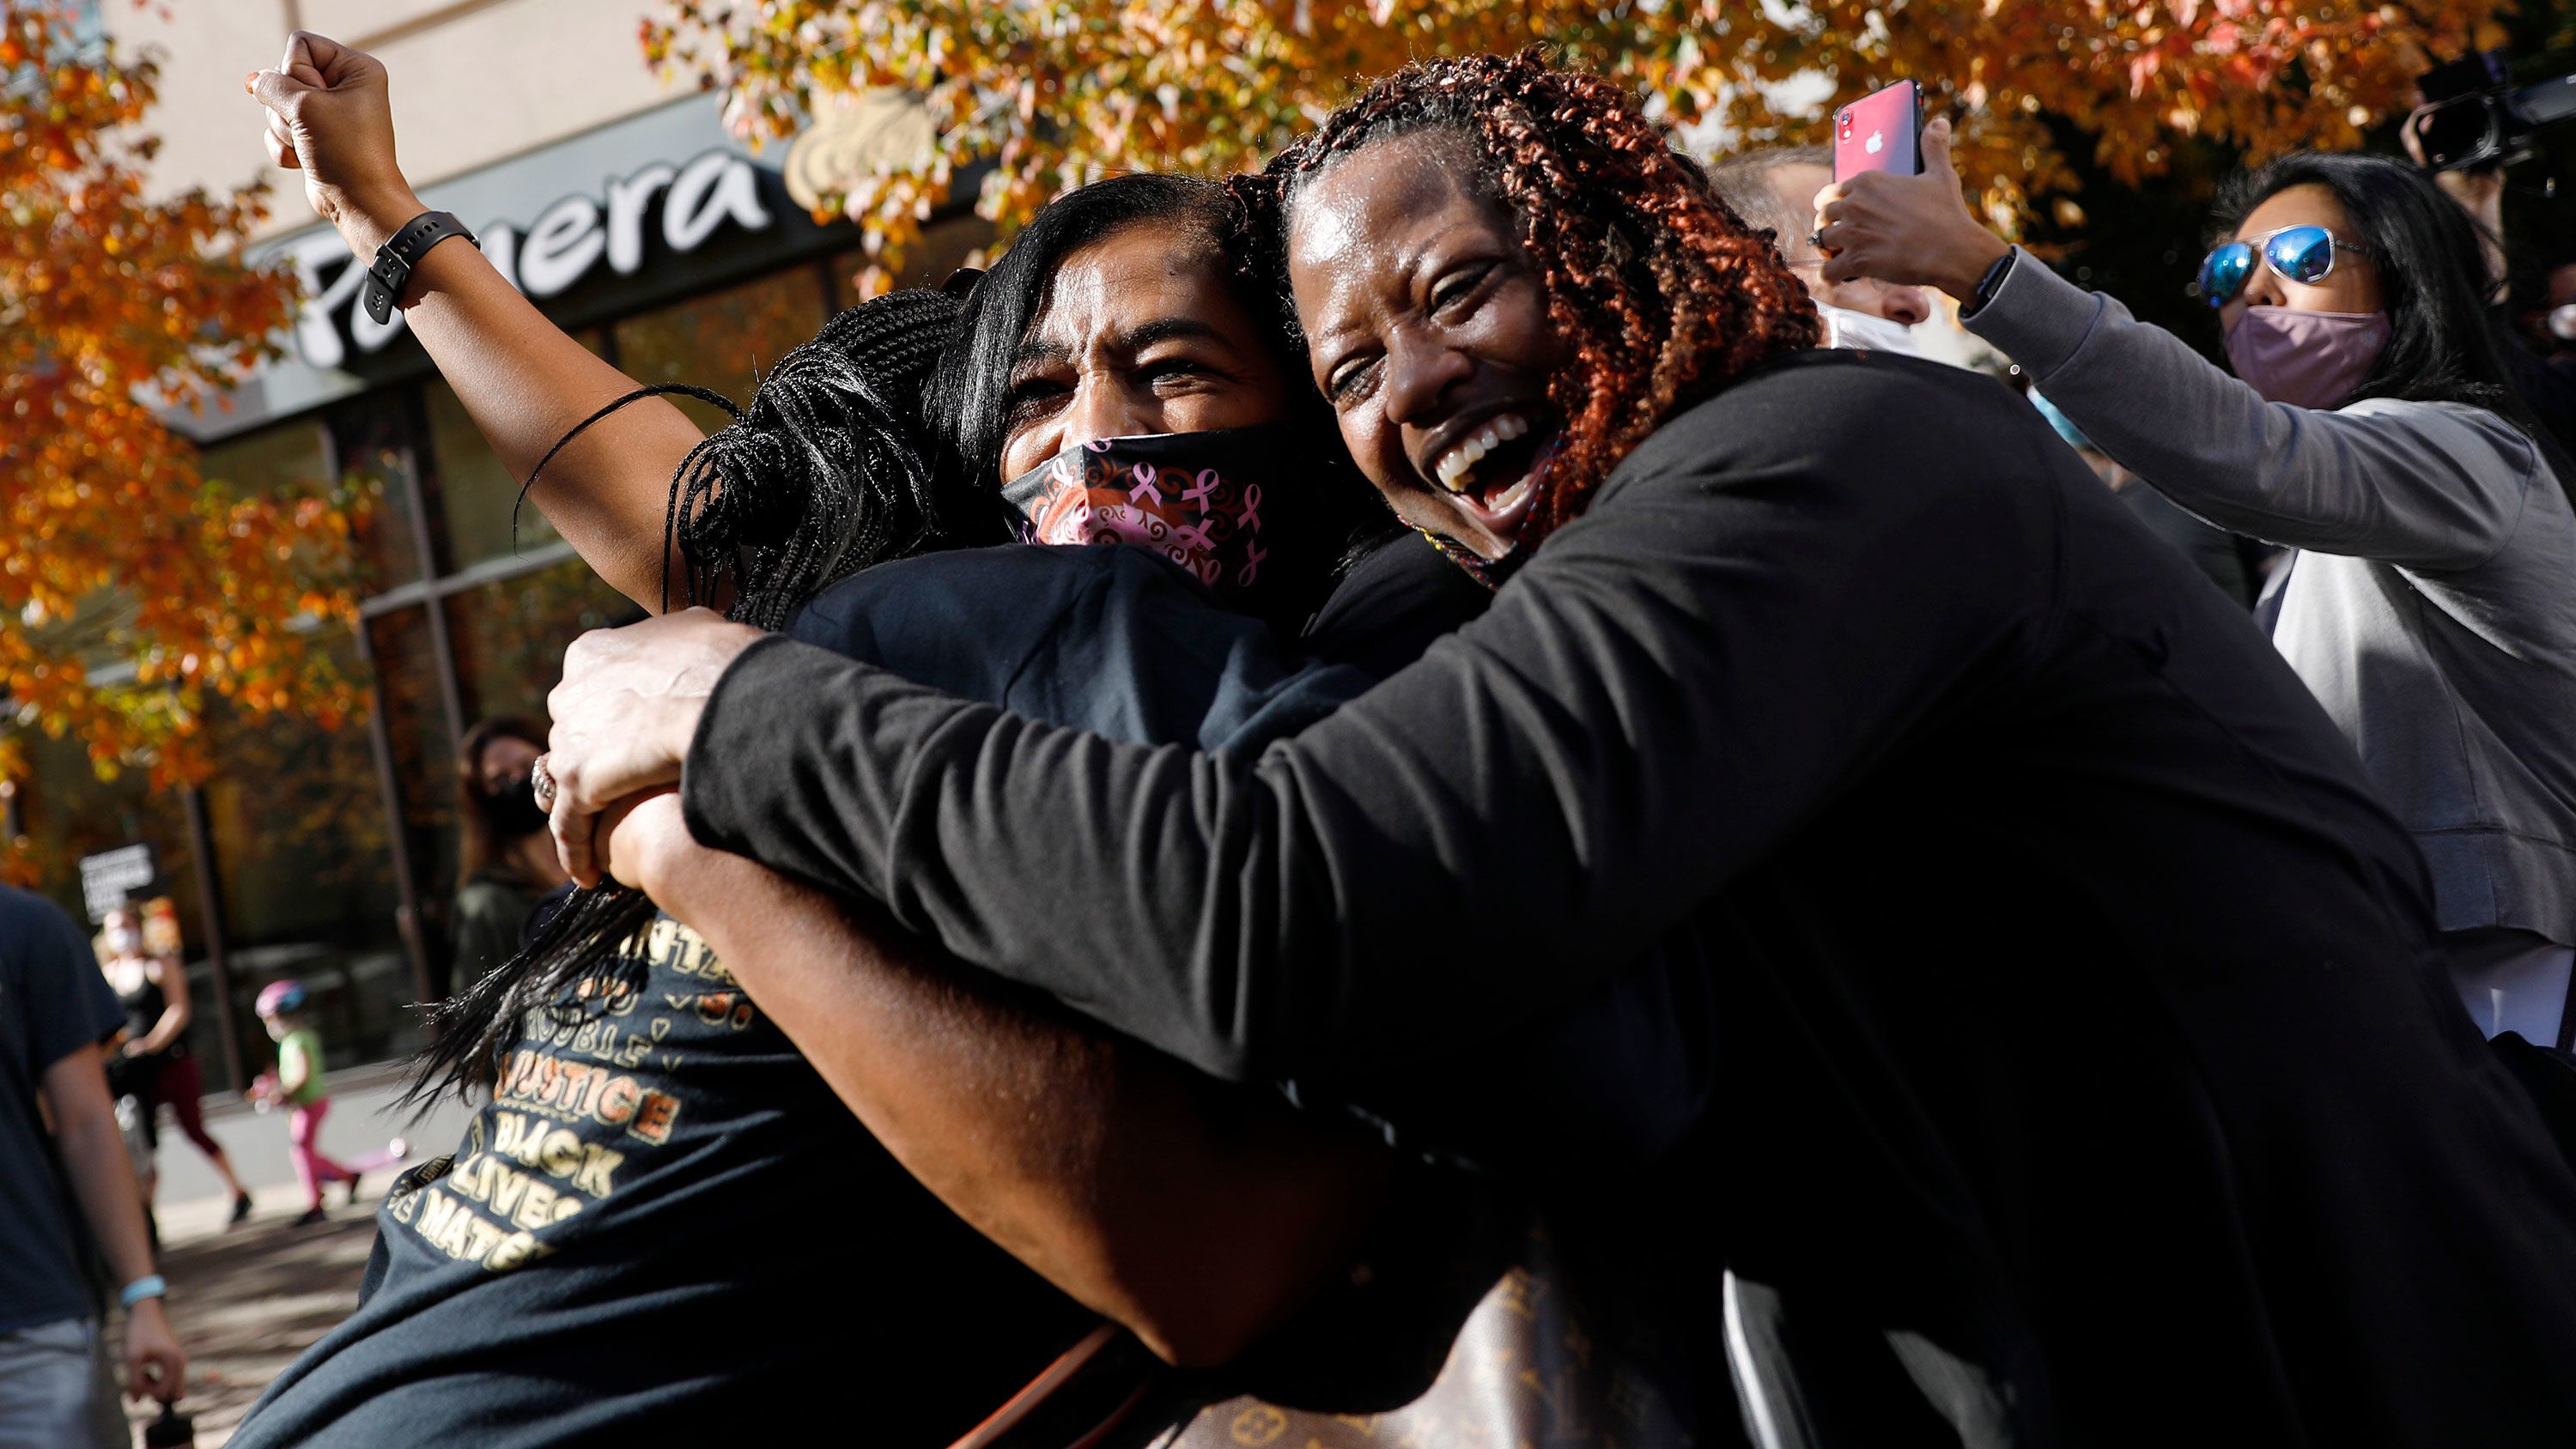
[2222,305,2389,411]
[999,425,1297,602]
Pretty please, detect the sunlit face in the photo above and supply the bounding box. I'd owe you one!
[1287,131,1569,560]
[2220,184,2383,336]
[477,734,540,797]
[998,226,1295,481]
[1765,161,1930,326]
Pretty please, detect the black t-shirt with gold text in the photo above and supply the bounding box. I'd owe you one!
[229,914,1094,1447]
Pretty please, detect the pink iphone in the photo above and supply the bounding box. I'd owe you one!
[1833,80,1923,181]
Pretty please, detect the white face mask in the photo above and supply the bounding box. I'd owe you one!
[2549,304,2576,343]
[1817,301,1927,358]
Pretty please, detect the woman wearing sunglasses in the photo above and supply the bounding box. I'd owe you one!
[1820,122,2576,1048]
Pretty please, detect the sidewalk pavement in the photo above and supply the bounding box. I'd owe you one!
[113,1069,476,1446]
[116,1194,382,1446]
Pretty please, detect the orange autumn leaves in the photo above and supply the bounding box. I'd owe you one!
[644,0,2502,277]
[3,1,359,808]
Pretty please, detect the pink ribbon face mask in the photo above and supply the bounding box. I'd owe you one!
[999,427,1286,600]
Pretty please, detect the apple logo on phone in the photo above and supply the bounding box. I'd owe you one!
[1866,130,1885,155]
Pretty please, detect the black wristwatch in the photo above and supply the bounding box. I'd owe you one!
[1959,246,2018,320]
[362,211,477,324]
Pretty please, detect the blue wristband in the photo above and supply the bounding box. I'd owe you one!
[118,1275,166,1309]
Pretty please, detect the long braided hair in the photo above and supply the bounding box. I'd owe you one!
[406,287,994,1106]
[1243,50,1820,551]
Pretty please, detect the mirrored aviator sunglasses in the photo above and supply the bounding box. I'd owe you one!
[2195,224,2358,308]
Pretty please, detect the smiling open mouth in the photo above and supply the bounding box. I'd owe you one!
[1429,409,1559,535]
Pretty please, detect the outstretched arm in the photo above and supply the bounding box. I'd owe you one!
[1817,116,2543,570]
[605,791,1391,1368]
[245,32,702,610]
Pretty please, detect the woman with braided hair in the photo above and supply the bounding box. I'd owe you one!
[554,51,2576,1446]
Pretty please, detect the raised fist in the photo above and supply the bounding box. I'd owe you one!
[244,32,416,248]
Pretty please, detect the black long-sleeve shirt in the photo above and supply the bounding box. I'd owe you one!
[686,350,2444,1076]
[687,350,2576,1445]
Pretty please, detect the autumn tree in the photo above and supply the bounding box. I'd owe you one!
[1,0,360,828]
[646,0,2506,279]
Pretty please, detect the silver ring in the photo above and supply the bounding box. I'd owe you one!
[530,755,558,811]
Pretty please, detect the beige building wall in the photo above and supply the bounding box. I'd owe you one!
[107,0,684,240]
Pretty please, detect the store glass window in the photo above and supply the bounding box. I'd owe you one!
[321,399,428,591]
[363,603,460,971]
[198,632,412,1076]
[614,267,830,433]
[200,417,417,595]
[447,555,643,727]
[424,330,610,573]
[11,735,204,951]
[9,735,226,1084]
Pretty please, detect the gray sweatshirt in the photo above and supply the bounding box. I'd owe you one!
[1969,252,2576,945]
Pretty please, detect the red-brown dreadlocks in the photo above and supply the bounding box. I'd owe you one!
[1243,49,1820,549]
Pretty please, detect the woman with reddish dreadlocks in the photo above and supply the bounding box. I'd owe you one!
[550,51,2576,1446]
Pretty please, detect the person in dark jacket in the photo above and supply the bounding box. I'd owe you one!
[544,52,2576,1448]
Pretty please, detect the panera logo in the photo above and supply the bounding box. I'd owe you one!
[276,148,775,371]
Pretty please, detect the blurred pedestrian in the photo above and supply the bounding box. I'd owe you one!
[99,905,252,1226]
[449,717,567,988]
[0,883,186,1444]
[1820,124,2576,1045]
[249,980,357,1227]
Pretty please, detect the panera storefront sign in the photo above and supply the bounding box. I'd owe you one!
[279,147,773,372]
[197,96,853,441]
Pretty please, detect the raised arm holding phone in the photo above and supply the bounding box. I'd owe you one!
[1815,117,2576,1042]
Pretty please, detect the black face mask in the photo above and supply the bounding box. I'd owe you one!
[488,775,550,838]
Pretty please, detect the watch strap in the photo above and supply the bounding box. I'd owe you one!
[1960,246,2019,320]
[362,211,477,324]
